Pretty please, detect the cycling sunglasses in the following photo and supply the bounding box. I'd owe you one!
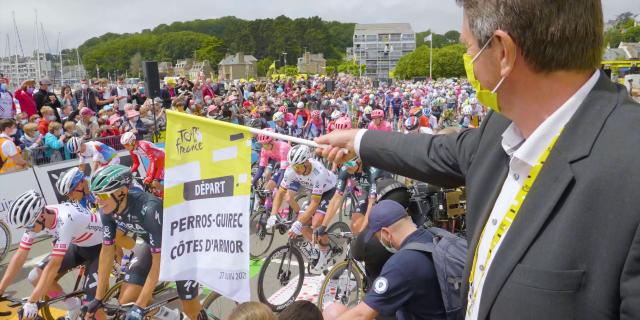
[292,163,305,171]
[95,191,116,201]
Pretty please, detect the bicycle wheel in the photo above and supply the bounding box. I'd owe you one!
[257,245,305,312]
[250,210,275,259]
[0,221,11,264]
[337,193,357,222]
[317,260,365,311]
[327,222,351,264]
[202,291,238,320]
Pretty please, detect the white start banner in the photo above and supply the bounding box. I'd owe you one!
[159,111,251,302]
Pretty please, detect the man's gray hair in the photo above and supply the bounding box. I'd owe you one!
[457,0,603,73]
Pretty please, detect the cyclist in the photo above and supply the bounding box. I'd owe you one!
[85,165,208,320]
[404,116,433,135]
[66,137,120,176]
[0,190,104,320]
[55,166,96,209]
[359,106,373,129]
[368,109,392,132]
[307,110,324,139]
[266,145,338,272]
[273,111,293,136]
[326,110,342,134]
[120,132,165,197]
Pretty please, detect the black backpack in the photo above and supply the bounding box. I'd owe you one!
[402,227,468,320]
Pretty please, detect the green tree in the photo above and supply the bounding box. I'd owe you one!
[256,58,275,76]
[394,44,465,80]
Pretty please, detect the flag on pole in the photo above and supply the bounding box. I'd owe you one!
[160,110,252,303]
[268,61,276,74]
[425,34,433,42]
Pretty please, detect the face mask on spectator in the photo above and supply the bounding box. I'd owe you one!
[0,84,6,92]
[20,119,28,125]
[139,87,145,94]
[81,84,88,90]
[47,115,56,121]
[27,87,35,94]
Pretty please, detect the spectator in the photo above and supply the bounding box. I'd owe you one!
[121,109,148,137]
[32,77,62,122]
[43,121,67,161]
[279,301,323,320]
[19,123,43,151]
[111,77,132,112]
[14,79,37,117]
[107,114,123,135]
[76,107,99,139]
[73,78,114,112]
[324,200,445,320]
[63,121,83,138]
[228,302,276,320]
[0,119,27,173]
[202,78,215,99]
[150,98,167,131]
[60,105,74,122]
[0,77,16,120]
[192,80,204,104]
[131,87,145,106]
[59,85,78,110]
[28,114,40,124]
[38,106,56,136]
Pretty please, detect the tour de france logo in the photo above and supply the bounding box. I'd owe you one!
[176,127,204,155]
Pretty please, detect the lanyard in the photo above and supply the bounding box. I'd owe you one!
[466,130,563,316]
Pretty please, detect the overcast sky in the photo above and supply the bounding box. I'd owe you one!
[1,0,638,56]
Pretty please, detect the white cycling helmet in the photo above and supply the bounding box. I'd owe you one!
[331,110,341,120]
[66,137,83,154]
[272,112,285,122]
[120,132,137,146]
[297,101,305,109]
[56,167,85,196]
[288,145,312,165]
[8,190,45,229]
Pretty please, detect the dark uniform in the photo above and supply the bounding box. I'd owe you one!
[364,228,446,320]
[100,191,200,300]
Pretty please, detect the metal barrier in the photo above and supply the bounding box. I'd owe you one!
[21,134,128,167]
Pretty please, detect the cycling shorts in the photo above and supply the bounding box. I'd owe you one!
[299,188,336,215]
[37,244,102,300]
[124,243,200,300]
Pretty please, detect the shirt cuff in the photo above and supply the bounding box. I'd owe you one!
[354,129,367,158]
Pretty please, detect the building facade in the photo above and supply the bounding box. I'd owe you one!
[346,23,416,79]
[218,52,257,80]
[297,52,326,74]
[0,55,53,88]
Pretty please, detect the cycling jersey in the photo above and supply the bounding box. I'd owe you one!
[101,191,163,253]
[336,164,388,197]
[259,141,290,170]
[78,141,119,166]
[130,140,165,181]
[20,202,102,257]
[368,120,392,132]
[280,158,337,196]
[294,108,311,125]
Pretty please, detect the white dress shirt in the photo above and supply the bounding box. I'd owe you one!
[354,70,600,320]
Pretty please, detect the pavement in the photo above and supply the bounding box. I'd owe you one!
[0,214,351,319]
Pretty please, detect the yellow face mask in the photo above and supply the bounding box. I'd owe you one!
[463,36,507,113]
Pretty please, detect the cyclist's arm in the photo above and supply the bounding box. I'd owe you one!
[94,216,118,301]
[130,150,140,173]
[90,161,100,176]
[251,166,266,187]
[28,254,63,302]
[322,193,344,227]
[94,244,115,301]
[136,252,160,307]
[0,247,29,294]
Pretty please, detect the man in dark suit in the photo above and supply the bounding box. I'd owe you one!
[318,1,640,319]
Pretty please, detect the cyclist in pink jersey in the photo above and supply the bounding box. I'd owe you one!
[368,109,392,132]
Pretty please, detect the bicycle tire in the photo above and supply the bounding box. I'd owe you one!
[257,244,305,312]
[316,260,365,311]
[249,211,275,259]
[201,291,238,320]
[0,221,11,263]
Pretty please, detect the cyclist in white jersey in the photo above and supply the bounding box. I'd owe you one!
[66,137,120,176]
[266,145,338,271]
[0,190,104,320]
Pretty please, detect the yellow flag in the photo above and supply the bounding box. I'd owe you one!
[268,61,276,74]
[160,110,252,302]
